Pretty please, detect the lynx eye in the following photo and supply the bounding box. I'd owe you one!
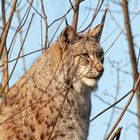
[81,53,90,59]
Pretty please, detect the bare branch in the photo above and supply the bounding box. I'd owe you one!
[122,0,138,76]
[109,127,123,140]
[40,0,48,49]
[2,47,9,93]
[0,0,17,59]
[1,14,34,96]
[104,75,140,140]
[79,0,105,33]
[72,0,83,31]
[90,90,132,122]
[1,0,9,93]
[122,1,140,139]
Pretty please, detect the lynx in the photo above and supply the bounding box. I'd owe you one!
[0,24,104,140]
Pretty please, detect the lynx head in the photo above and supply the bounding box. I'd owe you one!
[53,24,104,92]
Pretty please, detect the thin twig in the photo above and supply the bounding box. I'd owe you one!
[104,63,121,139]
[40,0,48,49]
[16,9,27,72]
[48,7,72,28]
[104,75,140,140]
[90,89,132,122]
[26,0,44,19]
[0,14,34,96]
[77,0,91,31]
[94,93,137,116]
[109,127,123,140]
[0,59,63,125]
[79,0,104,33]
[69,0,74,11]
[8,0,33,58]
[0,48,45,68]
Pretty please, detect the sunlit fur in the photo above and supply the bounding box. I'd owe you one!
[0,26,104,140]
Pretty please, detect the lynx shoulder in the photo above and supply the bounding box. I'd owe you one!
[0,25,104,140]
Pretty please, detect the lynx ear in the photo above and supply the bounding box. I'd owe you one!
[88,23,104,43]
[89,6,108,43]
[59,25,77,45]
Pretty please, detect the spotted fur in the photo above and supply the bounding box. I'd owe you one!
[0,25,104,140]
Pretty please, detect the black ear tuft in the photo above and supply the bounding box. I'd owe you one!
[88,6,107,43]
[60,25,77,44]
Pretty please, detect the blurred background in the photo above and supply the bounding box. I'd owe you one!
[0,0,140,139]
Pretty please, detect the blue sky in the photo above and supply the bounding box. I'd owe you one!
[1,0,140,139]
